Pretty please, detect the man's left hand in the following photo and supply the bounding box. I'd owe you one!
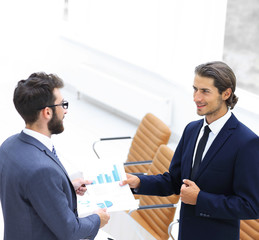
[180,179,200,205]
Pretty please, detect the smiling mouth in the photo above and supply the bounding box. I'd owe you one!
[196,103,206,109]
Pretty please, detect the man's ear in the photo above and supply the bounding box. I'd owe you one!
[41,107,52,120]
[222,88,232,100]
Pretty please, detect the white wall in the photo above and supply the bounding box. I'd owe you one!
[0,0,230,141]
[65,0,227,86]
[56,0,229,142]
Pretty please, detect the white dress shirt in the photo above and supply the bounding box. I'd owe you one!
[192,110,232,166]
[23,128,53,151]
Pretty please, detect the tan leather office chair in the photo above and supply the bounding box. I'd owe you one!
[125,113,171,173]
[93,113,171,174]
[240,219,259,240]
[129,144,180,240]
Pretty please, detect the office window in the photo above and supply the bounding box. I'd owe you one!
[224,0,259,95]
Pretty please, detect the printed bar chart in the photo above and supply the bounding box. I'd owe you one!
[112,165,120,181]
[78,161,139,214]
[94,164,121,184]
[97,175,104,184]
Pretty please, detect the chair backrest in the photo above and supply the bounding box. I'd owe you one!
[131,144,180,240]
[125,113,171,174]
[240,219,259,240]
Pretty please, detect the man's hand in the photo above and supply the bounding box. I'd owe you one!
[94,208,110,228]
[119,173,140,189]
[72,178,92,196]
[180,179,200,205]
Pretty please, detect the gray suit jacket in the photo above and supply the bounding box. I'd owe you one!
[0,131,100,240]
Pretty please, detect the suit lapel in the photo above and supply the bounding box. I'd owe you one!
[19,131,70,178]
[184,120,203,179]
[44,149,69,177]
[194,114,238,181]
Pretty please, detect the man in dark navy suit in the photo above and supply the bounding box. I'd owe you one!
[0,72,110,239]
[121,61,259,240]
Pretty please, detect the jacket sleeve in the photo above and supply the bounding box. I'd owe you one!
[27,166,100,240]
[137,126,186,196]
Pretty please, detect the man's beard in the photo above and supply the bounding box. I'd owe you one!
[48,110,64,135]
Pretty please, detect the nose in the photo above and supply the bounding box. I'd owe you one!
[193,90,202,102]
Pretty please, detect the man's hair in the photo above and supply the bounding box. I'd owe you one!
[13,72,64,124]
[195,61,238,109]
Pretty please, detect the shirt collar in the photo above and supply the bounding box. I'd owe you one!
[23,128,53,151]
[202,110,232,135]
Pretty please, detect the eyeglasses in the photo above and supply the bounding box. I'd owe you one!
[38,101,69,110]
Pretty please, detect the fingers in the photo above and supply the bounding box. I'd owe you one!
[180,179,200,205]
[119,173,132,186]
[73,178,93,185]
[76,186,87,195]
[76,190,85,196]
[79,179,92,186]
[120,176,140,188]
[119,179,128,186]
[95,208,110,228]
[182,179,193,186]
[84,179,93,185]
[95,208,107,214]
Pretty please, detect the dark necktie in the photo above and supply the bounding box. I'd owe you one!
[52,145,69,175]
[191,125,211,180]
[52,145,60,161]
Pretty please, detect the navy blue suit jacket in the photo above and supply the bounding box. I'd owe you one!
[138,114,259,240]
[0,132,100,240]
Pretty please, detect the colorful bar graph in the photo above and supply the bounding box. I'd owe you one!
[112,165,120,181]
[105,174,112,183]
[97,174,104,184]
[94,164,121,184]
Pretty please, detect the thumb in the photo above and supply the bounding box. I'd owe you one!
[119,173,132,186]
[84,179,93,185]
[119,179,128,186]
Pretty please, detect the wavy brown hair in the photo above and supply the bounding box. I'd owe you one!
[195,61,238,109]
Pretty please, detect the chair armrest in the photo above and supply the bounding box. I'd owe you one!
[93,136,132,158]
[128,203,177,215]
[130,173,147,177]
[124,160,152,176]
[99,137,132,141]
[123,160,152,166]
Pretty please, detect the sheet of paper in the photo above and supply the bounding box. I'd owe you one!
[78,160,138,216]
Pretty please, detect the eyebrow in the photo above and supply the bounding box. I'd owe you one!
[193,86,211,91]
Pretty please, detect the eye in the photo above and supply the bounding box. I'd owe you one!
[202,89,210,93]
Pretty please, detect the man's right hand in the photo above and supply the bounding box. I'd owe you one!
[119,173,140,189]
[95,208,110,228]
